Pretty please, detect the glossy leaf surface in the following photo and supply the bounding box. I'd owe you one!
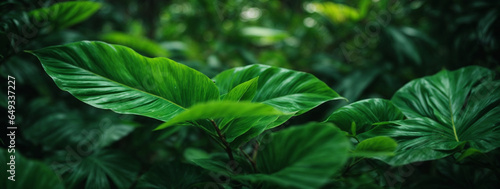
[326,98,404,134]
[378,66,500,165]
[213,64,344,115]
[29,41,219,122]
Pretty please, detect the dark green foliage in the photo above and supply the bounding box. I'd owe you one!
[1,0,499,188]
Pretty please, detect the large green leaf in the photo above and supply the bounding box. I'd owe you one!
[235,122,351,189]
[0,149,64,189]
[30,1,101,29]
[213,64,344,115]
[377,66,500,165]
[154,101,288,130]
[326,98,404,134]
[64,150,140,189]
[29,41,219,122]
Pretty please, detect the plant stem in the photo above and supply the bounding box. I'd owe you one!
[209,119,234,161]
[240,147,257,172]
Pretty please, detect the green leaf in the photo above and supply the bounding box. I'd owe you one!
[326,98,404,134]
[222,77,259,101]
[456,148,482,162]
[378,66,500,165]
[235,122,351,189]
[311,2,361,23]
[64,150,140,189]
[100,32,170,57]
[29,41,219,122]
[29,1,101,29]
[213,64,344,115]
[154,101,288,130]
[352,136,397,158]
[136,162,210,189]
[24,106,136,150]
[0,149,64,189]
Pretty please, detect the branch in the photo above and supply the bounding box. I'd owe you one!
[209,119,234,161]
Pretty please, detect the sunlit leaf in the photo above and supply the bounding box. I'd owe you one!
[100,32,169,57]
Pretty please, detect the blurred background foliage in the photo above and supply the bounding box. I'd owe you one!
[1,0,499,188]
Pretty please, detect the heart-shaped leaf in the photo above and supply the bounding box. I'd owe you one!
[326,98,404,135]
[377,66,500,165]
[29,41,220,122]
[213,64,344,115]
[235,122,350,189]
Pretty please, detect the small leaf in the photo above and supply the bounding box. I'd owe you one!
[352,136,397,158]
[351,121,357,136]
[456,148,482,162]
[100,32,170,57]
[223,77,259,101]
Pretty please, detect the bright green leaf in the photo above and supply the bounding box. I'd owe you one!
[213,64,344,115]
[30,1,101,30]
[154,101,288,130]
[223,77,259,101]
[352,136,397,158]
[29,41,219,122]
[235,122,351,189]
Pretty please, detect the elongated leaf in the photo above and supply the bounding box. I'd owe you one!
[377,66,500,165]
[154,101,288,130]
[213,64,344,115]
[352,136,397,158]
[0,149,64,189]
[326,98,404,134]
[64,150,140,189]
[30,1,101,29]
[29,41,219,122]
[235,122,350,189]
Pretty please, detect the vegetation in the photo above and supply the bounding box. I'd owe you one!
[1,0,499,188]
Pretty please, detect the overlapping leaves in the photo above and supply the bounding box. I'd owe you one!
[30,41,342,149]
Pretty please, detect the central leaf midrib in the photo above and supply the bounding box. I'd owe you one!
[445,72,459,142]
